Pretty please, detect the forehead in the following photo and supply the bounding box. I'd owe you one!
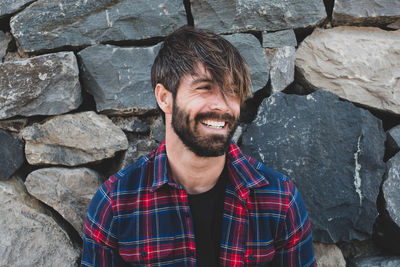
[183,62,235,88]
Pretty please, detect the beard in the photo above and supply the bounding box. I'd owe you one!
[171,100,238,157]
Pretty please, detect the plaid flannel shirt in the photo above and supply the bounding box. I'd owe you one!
[82,141,315,266]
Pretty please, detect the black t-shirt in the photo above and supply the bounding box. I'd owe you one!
[188,167,227,267]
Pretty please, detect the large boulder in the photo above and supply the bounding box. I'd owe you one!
[25,167,102,236]
[78,44,161,115]
[224,33,269,93]
[10,0,186,54]
[333,0,400,27]
[241,90,386,243]
[0,52,82,119]
[0,129,24,180]
[190,0,326,34]
[21,111,128,166]
[262,29,297,48]
[296,27,400,115]
[0,176,80,266]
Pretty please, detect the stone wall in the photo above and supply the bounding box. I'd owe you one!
[0,0,399,266]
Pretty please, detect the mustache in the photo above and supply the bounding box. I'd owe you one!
[195,112,237,124]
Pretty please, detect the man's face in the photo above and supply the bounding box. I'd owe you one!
[171,64,241,157]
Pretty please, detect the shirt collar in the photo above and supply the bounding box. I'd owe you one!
[151,140,269,196]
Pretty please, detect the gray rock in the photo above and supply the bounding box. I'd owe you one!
[21,111,128,166]
[25,167,102,236]
[265,46,296,94]
[150,116,165,143]
[0,176,80,266]
[333,0,400,27]
[262,29,297,48]
[388,19,400,30]
[110,116,150,134]
[0,129,24,180]
[190,0,326,34]
[0,118,28,133]
[296,27,400,115]
[387,125,400,157]
[10,0,186,54]
[314,242,346,267]
[120,139,158,170]
[351,256,400,267]
[241,90,386,243]
[0,0,33,18]
[79,44,161,115]
[382,152,400,228]
[0,31,11,61]
[0,52,82,119]
[224,33,269,93]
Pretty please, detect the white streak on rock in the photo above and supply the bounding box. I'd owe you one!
[354,135,363,205]
[105,10,112,28]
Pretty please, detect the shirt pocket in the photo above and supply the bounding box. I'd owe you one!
[119,240,175,265]
[244,242,275,266]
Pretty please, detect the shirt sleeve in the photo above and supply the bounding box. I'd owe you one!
[272,180,316,266]
[82,180,123,267]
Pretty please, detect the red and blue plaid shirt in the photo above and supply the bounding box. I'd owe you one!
[82,141,315,266]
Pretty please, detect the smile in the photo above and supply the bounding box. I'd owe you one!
[201,120,226,129]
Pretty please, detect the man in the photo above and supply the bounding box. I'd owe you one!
[82,26,315,266]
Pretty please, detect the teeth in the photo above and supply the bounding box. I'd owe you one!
[201,120,225,129]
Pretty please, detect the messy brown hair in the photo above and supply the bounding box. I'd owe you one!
[151,26,251,116]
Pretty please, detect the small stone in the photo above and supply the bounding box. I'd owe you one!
[25,167,102,236]
[0,129,24,180]
[241,90,386,243]
[190,0,326,34]
[120,139,158,170]
[150,116,165,143]
[0,31,11,61]
[313,242,346,267]
[265,46,296,94]
[21,111,128,166]
[0,176,80,266]
[262,29,297,48]
[0,118,28,132]
[296,27,400,115]
[0,52,82,119]
[109,116,150,134]
[10,0,186,54]
[387,125,400,157]
[79,44,161,115]
[333,0,400,27]
[224,33,269,93]
[388,19,400,30]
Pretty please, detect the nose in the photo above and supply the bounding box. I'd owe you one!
[209,89,229,111]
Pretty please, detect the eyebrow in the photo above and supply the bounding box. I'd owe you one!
[191,78,214,85]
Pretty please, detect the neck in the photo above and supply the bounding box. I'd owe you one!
[165,119,226,194]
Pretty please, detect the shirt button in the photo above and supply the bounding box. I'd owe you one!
[248,255,254,261]
[141,251,147,258]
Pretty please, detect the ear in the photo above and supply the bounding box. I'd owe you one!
[155,83,173,114]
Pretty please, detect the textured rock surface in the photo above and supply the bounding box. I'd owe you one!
[0,176,80,266]
[191,0,326,34]
[0,129,24,180]
[120,139,158,170]
[387,125,400,157]
[0,118,28,132]
[241,90,386,243]
[110,116,150,134]
[265,46,296,94]
[314,242,346,267]
[150,116,165,143]
[350,256,400,267]
[0,52,82,119]
[262,29,297,48]
[79,44,160,115]
[10,0,186,54]
[21,111,128,166]
[333,0,400,26]
[0,0,33,18]
[224,33,269,93]
[0,31,11,61]
[296,27,400,115]
[25,167,102,236]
